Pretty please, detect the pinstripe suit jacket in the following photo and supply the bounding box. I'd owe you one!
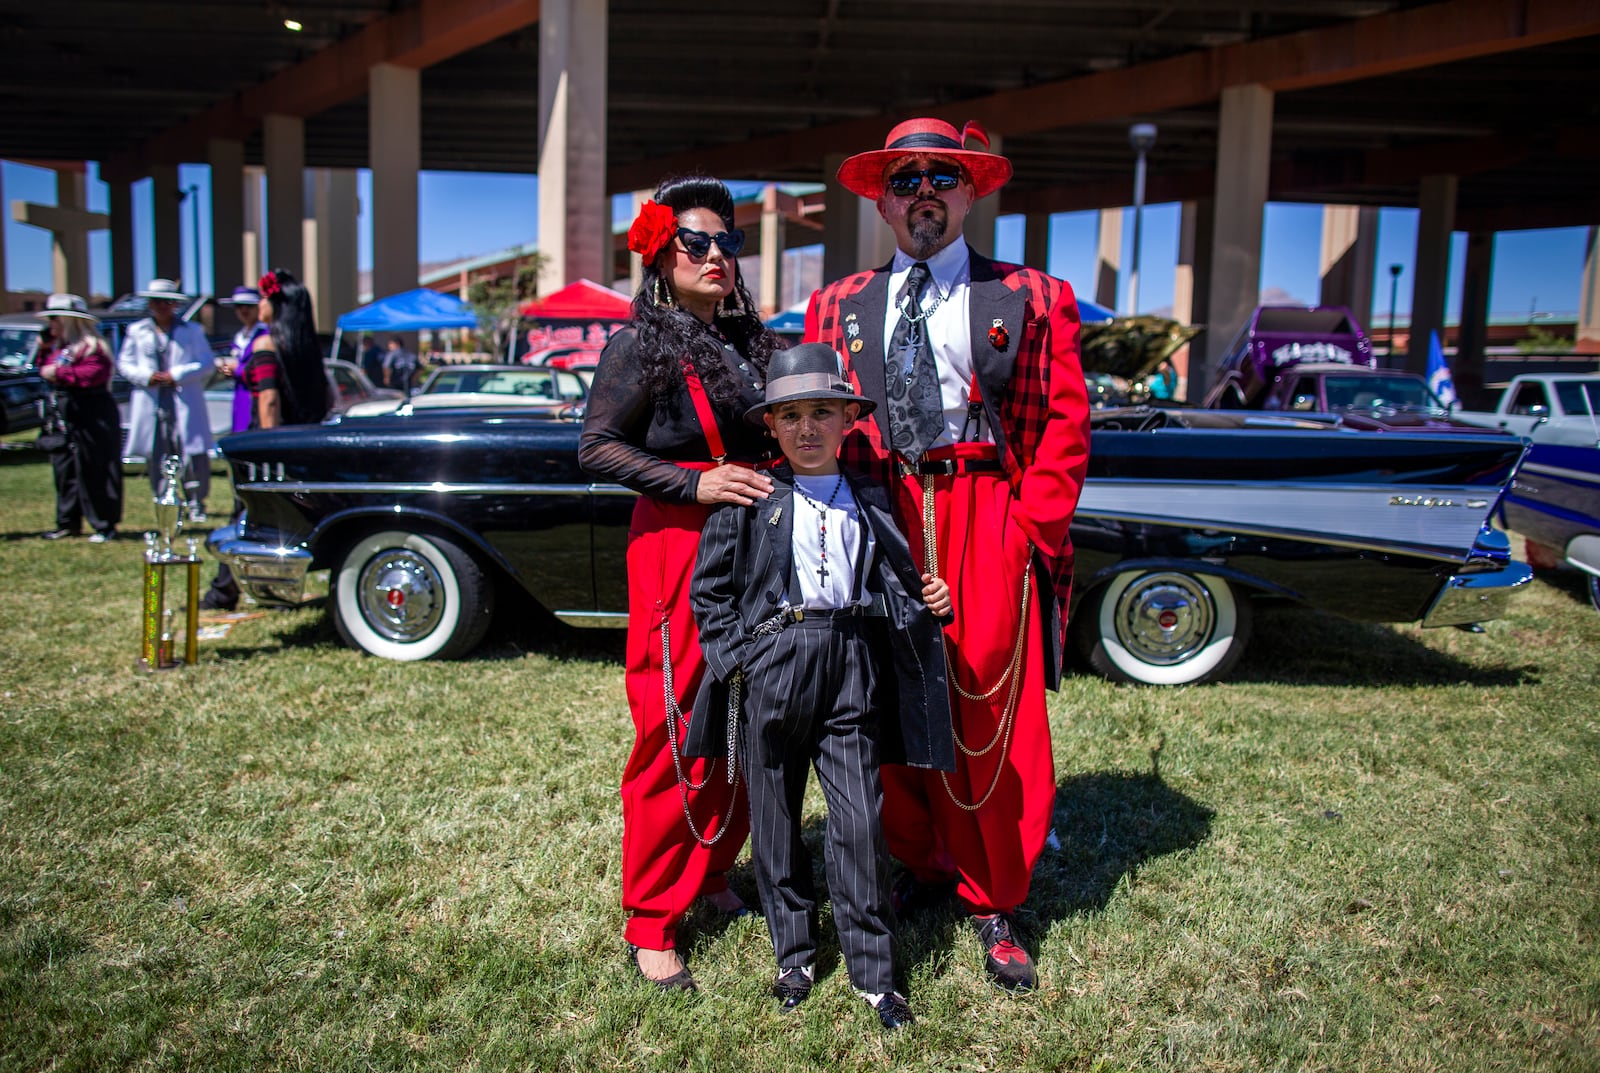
[686,464,956,772]
[802,244,1093,688]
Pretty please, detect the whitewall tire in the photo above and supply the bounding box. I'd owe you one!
[1076,569,1252,686]
[332,529,494,661]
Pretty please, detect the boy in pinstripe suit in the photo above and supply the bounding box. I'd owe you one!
[687,343,955,1030]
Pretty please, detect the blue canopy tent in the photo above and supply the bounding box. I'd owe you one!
[1076,297,1116,322]
[331,288,478,363]
[766,309,806,336]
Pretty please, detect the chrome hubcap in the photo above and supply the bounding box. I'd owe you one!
[358,548,444,642]
[1111,572,1216,666]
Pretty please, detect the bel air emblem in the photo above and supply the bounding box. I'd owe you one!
[1390,495,1489,509]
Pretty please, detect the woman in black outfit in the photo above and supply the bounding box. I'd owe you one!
[37,294,123,542]
[578,176,780,990]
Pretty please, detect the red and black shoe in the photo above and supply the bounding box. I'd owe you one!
[971,913,1036,991]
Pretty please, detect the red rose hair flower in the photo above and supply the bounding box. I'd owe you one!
[626,200,678,263]
[258,272,281,298]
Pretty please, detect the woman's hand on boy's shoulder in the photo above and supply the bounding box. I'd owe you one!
[695,464,773,506]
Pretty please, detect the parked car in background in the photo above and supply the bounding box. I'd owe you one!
[340,363,587,419]
[1495,441,1600,613]
[1202,305,1509,436]
[1454,373,1600,446]
[209,404,1532,684]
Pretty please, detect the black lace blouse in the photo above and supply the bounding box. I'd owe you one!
[578,325,773,504]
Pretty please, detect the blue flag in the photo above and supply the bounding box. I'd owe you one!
[1426,330,1457,408]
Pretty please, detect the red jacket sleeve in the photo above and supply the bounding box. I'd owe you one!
[1010,281,1091,562]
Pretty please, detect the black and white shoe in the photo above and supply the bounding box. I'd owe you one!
[859,990,915,1030]
[772,965,814,1011]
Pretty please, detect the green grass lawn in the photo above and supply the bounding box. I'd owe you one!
[1,438,1597,1071]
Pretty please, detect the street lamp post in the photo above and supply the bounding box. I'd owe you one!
[1127,123,1157,316]
[1387,263,1403,364]
[182,185,202,294]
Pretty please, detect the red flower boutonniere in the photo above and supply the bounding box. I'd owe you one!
[627,200,679,263]
[988,319,1009,350]
[258,272,281,298]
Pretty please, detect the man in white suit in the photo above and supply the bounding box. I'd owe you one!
[117,279,214,521]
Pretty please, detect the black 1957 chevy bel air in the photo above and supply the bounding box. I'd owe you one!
[208,405,1532,685]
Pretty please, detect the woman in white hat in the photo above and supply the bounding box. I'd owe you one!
[115,279,215,521]
[36,294,124,542]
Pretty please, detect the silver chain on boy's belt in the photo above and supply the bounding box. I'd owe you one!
[751,606,800,637]
[659,619,741,847]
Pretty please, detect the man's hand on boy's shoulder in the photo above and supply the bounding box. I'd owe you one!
[921,573,952,620]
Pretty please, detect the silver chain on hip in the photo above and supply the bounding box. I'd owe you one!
[659,618,742,846]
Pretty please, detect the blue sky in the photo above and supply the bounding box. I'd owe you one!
[3,159,1588,325]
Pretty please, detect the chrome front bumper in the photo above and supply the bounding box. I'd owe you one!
[206,523,313,606]
[1421,561,1535,627]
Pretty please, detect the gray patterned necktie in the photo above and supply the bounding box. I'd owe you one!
[884,262,944,462]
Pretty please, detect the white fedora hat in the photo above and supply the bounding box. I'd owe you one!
[38,293,99,321]
[135,278,191,301]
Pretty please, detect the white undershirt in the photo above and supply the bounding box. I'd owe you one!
[790,474,874,610]
[881,239,993,446]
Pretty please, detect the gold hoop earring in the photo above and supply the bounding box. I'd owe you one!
[654,277,676,309]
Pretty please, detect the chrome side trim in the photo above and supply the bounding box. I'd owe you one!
[235,480,613,495]
[1519,460,1600,487]
[553,610,631,629]
[1420,562,1534,627]
[1077,479,1504,563]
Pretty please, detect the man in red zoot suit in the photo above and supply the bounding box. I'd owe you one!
[804,117,1091,991]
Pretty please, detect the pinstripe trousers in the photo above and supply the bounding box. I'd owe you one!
[740,614,896,995]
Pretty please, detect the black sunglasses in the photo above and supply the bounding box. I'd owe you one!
[676,227,745,259]
[887,168,963,197]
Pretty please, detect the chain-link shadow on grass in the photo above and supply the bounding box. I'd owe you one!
[1225,606,1536,688]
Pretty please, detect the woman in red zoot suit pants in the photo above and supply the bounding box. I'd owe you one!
[578,176,780,990]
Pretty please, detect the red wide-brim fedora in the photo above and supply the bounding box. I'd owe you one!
[836,117,1013,200]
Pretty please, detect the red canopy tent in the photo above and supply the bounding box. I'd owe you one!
[513,279,632,363]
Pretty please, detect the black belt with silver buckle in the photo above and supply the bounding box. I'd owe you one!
[896,457,1004,477]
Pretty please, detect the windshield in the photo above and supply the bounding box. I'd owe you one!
[0,326,42,371]
[1323,374,1440,411]
[1554,380,1600,418]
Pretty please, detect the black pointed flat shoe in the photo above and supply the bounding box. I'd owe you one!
[626,943,696,992]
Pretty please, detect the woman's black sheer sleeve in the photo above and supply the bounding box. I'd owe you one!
[578,330,700,504]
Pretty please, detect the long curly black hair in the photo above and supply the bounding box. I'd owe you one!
[630,175,782,406]
[259,268,329,425]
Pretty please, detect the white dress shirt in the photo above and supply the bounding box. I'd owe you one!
[790,474,875,610]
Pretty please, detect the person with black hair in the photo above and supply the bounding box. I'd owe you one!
[578,176,781,991]
[201,268,330,610]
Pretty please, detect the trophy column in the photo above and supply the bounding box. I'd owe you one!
[138,457,202,672]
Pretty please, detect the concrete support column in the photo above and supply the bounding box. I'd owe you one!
[1173,199,1213,399]
[1407,173,1457,375]
[822,153,863,285]
[1198,84,1274,402]
[303,168,360,328]
[370,64,420,301]
[1580,226,1600,354]
[963,134,1001,259]
[1023,211,1051,273]
[207,139,245,295]
[148,164,182,284]
[537,0,608,294]
[1454,230,1494,407]
[628,189,650,295]
[242,166,264,284]
[757,184,785,318]
[263,114,305,275]
[109,178,134,298]
[1094,208,1122,310]
[1319,204,1377,323]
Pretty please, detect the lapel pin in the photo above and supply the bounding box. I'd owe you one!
[988,318,1009,350]
[846,320,860,339]
[849,339,863,354]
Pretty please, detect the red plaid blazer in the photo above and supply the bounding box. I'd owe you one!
[804,247,1092,684]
